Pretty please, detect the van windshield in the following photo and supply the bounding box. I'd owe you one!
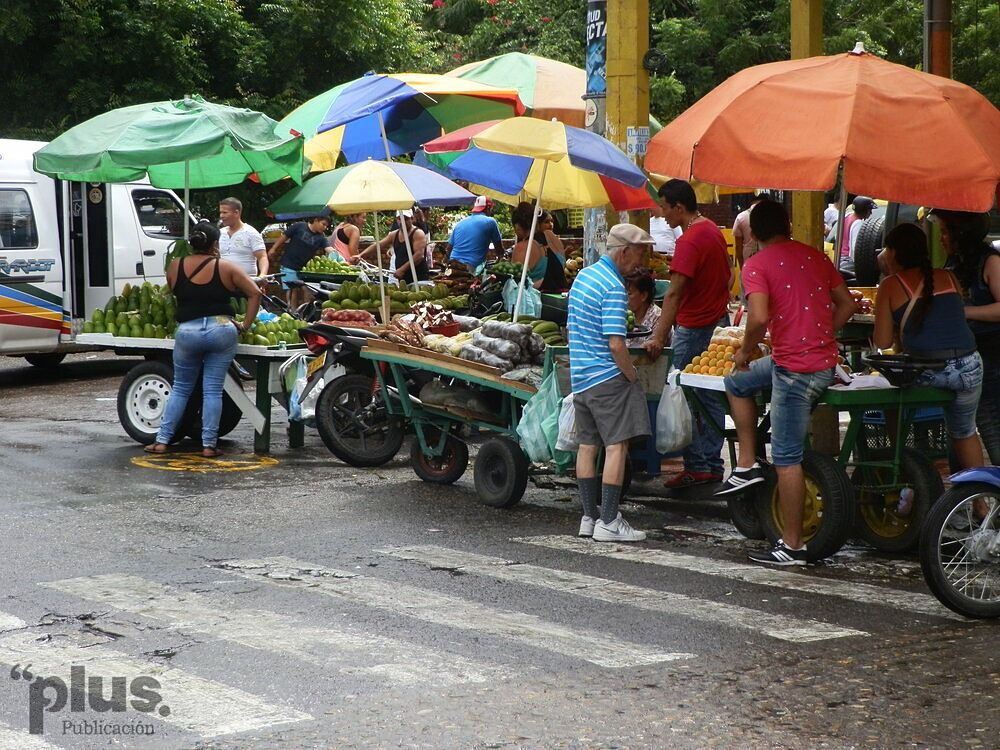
[131,189,191,239]
[0,189,39,249]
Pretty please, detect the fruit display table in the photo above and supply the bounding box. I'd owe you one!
[674,371,954,559]
[76,333,308,454]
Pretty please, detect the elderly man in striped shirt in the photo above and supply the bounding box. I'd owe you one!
[567,224,656,542]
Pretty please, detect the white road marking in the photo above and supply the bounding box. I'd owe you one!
[217,556,694,669]
[512,536,963,621]
[0,613,26,633]
[43,574,497,686]
[0,719,60,750]
[658,524,747,542]
[0,631,311,738]
[378,545,867,643]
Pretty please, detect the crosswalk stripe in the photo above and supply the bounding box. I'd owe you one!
[0,613,26,633]
[0,719,59,750]
[43,574,498,687]
[512,536,963,621]
[0,631,311,738]
[378,545,867,643]
[216,556,694,668]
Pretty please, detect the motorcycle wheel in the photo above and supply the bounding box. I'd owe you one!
[315,373,405,467]
[919,483,1000,619]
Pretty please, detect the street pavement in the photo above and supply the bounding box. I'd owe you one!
[0,353,997,750]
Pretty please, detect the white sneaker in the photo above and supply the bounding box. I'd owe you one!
[578,516,596,537]
[593,513,646,542]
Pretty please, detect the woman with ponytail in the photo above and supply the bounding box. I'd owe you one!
[144,221,262,457]
[874,222,985,469]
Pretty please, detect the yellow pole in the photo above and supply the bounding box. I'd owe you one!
[790,0,825,250]
[606,0,649,230]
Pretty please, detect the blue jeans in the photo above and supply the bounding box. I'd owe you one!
[915,351,983,440]
[725,356,834,466]
[156,316,238,448]
[672,322,726,474]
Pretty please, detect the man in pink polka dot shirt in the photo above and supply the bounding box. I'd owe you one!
[717,200,857,566]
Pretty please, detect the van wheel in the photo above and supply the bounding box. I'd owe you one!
[24,353,66,368]
[117,361,179,445]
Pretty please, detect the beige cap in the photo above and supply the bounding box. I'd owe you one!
[607,223,656,249]
[399,208,413,218]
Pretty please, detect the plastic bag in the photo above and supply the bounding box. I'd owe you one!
[300,376,323,424]
[555,393,579,452]
[655,369,693,453]
[502,278,542,319]
[288,357,308,422]
[517,369,561,462]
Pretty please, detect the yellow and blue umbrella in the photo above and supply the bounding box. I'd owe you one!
[280,73,525,172]
[422,118,649,317]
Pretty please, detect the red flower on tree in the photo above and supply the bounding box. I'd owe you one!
[540,15,551,22]
[431,0,445,7]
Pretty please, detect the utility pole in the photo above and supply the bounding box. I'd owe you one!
[583,0,608,264]
[606,0,650,229]
[924,0,953,78]
[789,0,825,250]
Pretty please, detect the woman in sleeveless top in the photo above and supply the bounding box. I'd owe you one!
[144,222,262,457]
[510,202,566,292]
[874,222,984,469]
[357,209,428,283]
[331,212,366,263]
[938,210,1000,464]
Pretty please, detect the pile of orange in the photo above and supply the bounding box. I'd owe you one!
[683,340,738,376]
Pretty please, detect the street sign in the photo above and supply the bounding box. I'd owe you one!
[625,126,649,158]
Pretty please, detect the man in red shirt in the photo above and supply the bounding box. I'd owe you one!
[646,179,733,487]
[718,199,856,565]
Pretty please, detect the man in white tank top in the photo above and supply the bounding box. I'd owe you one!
[218,197,268,277]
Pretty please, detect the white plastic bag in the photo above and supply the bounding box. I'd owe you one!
[655,369,692,453]
[287,357,308,421]
[555,393,579,452]
[299,376,323,423]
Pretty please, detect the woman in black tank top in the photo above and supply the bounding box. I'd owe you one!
[144,221,262,458]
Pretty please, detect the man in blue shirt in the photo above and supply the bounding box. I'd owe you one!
[445,196,504,272]
[567,223,655,542]
[268,216,332,309]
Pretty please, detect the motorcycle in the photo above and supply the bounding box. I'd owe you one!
[294,322,407,467]
[919,466,1000,618]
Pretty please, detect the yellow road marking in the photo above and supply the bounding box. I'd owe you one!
[131,453,279,473]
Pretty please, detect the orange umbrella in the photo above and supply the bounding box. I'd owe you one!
[645,47,1000,212]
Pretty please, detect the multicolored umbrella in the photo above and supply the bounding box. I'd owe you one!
[268,160,474,290]
[423,118,648,317]
[268,159,474,218]
[280,73,525,171]
[645,47,1000,212]
[446,53,589,127]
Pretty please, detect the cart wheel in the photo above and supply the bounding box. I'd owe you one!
[116,361,181,445]
[727,493,766,540]
[754,451,856,561]
[411,428,469,484]
[474,437,530,508]
[316,373,405,467]
[181,383,244,442]
[852,447,943,552]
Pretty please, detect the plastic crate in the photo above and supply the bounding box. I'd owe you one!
[861,407,948,457]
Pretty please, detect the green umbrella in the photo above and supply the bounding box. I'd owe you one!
[34,95,306,236]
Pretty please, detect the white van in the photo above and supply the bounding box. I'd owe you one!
[0,139,190,365]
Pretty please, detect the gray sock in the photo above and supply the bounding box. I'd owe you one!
[600,484,623,524]
[578,477,599,519]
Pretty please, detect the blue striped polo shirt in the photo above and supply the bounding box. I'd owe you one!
[567,254,629,393]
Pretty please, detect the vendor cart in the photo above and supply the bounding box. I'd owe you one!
[360,339,537,508]
[677,372,953,559]
[76,333,310,454]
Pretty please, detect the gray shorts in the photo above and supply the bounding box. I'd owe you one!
[574,374,651,447]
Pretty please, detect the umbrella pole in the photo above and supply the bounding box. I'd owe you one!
[834,163,848,272]
[184,160,190,241]
[513,160,549,321]
[373,211,390,323]
[377,111,419,290]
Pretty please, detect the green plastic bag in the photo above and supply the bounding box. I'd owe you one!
[517,370,576,471]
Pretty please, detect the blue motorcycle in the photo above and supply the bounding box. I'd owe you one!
[920,467,1000,618]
